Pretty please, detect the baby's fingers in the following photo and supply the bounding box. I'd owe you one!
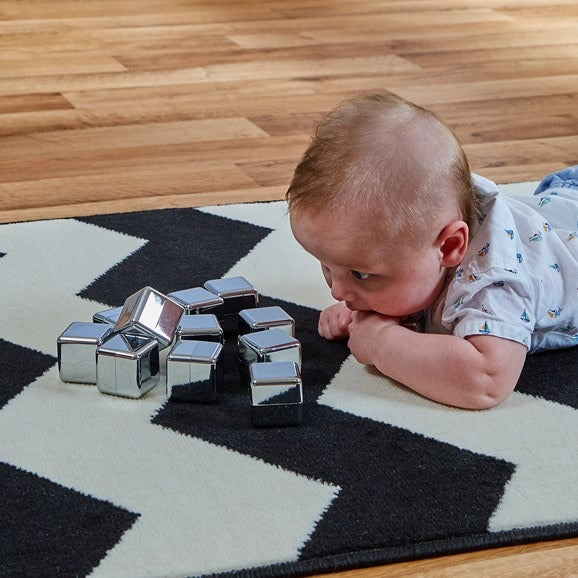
[318,310,350,340]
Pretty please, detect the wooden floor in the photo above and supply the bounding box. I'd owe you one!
[1,0,576,574]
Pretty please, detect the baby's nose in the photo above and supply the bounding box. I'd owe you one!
[330,278,354,302]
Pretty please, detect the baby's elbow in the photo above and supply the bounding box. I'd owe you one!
[468,391,509,410]
[464,335,526,410]
[466,377,516,410]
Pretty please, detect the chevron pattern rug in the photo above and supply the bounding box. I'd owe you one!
[0,181,576,577]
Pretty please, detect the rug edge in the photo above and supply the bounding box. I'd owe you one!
[212,522,578,578]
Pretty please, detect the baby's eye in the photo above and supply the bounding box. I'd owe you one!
[351,270,372,281]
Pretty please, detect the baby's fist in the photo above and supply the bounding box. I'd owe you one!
[318,302,353,340]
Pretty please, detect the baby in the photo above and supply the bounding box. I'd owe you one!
[287,92,577,409]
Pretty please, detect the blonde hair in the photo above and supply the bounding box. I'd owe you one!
[286,92,476,244]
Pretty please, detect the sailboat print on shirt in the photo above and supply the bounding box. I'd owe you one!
[479,321,491,334]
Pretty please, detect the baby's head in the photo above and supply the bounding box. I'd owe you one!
[288,92,476,317]
[287,91,476,241]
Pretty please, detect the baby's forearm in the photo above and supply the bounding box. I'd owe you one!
[366,325,523,409]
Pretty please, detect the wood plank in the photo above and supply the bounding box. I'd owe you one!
[465,135,578,171]
[0,54,419,97]
[0,161,258,211]
[403,44,578,68]
[0,118,268,157]
[0,93,72,114]
[0,135,310,182]
[0,56,125,78]
[0,185,287,225]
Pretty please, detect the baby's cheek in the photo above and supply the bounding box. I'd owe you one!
[321,264,332,287]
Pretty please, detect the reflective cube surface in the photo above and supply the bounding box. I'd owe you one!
[166,340,223,403]
[204,276,258,319]
[249,361,303,427]
[57,321,115,384]
[96,333,160,398]
[238,306,295,336]
[115,286,184,348]
[177,314,224,344]
[168,287,225,318]
[238,328,301,367]
[93,306,123,325]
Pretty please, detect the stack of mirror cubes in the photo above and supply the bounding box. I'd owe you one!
[57,276,303,427]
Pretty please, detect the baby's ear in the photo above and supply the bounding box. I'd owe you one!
[437,220,469,267]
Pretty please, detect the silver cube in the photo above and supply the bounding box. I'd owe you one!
[93,306,123,325]
[204,277,258,332]
[96,333,160,398]
[249,362,303,427]
[239,306,295,336]
[177,314,224,344]
[238,328,301,383]
[167,287,225,319]
[57,322,115,384]
[166,340,223,403]
[115,286,184,348]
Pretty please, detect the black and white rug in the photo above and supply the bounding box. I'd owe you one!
[0,181,576,577]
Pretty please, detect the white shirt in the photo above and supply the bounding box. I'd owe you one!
[426,173,578,352]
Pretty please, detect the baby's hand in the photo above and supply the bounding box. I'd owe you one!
[348,310,400,366]
[318,302,354,340]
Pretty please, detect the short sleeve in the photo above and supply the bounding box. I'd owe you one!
[441,268,534,349]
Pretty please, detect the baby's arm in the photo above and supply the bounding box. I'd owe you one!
[318,301,354,340]
[348,311,527,409]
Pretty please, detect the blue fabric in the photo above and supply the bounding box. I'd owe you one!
[534,165,578,195]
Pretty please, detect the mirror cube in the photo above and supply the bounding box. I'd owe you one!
[204,276,258,332]
[166,340,223,403]
[249,361,303,427]
[238,328,301,383]
[115,286,184,348]
[238,306,295,336]
[93,305,123,325]
[177,314,224,344]
[167,287,225,319]
[96,333,160,398]
[57,322,115,384]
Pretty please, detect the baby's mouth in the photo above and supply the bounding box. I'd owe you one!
[346,301,371,312]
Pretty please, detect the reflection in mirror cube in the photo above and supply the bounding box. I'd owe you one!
[166,340,223,403]
[238,328,301,384]
[204,276,258,332]
[167,287,225,319]
[96,333,160,398]
[57,322,115,384]
[249,361,303,427]
[238,306,295,336]
[93,305,124,325]
[114,286,184,348]
[177,314,223,344]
